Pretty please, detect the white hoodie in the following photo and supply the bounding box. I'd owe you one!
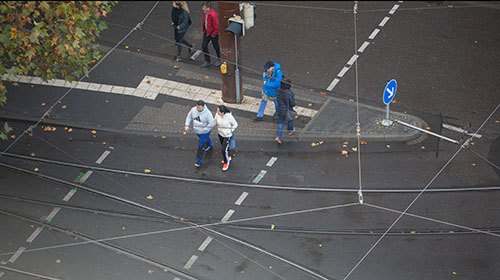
[214,112,238,138]
[185,106,214,134]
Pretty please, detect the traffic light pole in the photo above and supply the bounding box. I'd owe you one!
[218,2,242,103]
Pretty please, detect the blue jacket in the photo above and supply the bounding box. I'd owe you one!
[262,62,282,98]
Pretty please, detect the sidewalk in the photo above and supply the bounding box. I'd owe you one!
[0,47,426,143]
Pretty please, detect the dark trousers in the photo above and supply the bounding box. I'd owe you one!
[196,131,212,164]
[175,30,193,57]
[218,134,231,164]
[202,33,220,63]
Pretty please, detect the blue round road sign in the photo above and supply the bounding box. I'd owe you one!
[383,79,397,105]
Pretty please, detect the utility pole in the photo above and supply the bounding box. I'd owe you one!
[218,2,242,103]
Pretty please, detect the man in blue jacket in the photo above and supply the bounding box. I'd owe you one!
[253,61,283,121]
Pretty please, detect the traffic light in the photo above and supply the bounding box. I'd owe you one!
[225,15,245,36]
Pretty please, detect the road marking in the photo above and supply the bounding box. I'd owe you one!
[389,4,400,14]
[252,170,267,184]
[337,66,350,78]
[327,79,340,91]
[368,28,380,40]
[8,247,25,263]
[198,236,213,252]
[235,192,249,205]
[183,255,198,269]
[266,157,278,167]
[79,170,93,184]
[26,227,43,243]
[379,16,390,27]
[63,188,78,202]
[221,209,235,223]
[0,271,4,278]
[347,54,359,66]
[358,41,370,53]
[442,124,482,138]
[46,207,60,222]
[95,150,111,164]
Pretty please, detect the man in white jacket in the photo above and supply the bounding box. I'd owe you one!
[214,105,238,171]
[184,100,214,167]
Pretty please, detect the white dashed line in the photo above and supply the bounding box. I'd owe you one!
[26,227,43,243]
[46,207,61,222]
[234,192,249,205]
[79,170,93,184]
[252,170,267,183]
[198,236,213,252]
[327,79,340,91]
[368,28,380,40]
[63,188,77,202]
[220,209,235,223]
[338,66,350,78]
[8,247,25,263]
[183,255,198,269]
[347,54,359,66]
[389,4,400,14]
[95,150,111,164]
[358,41,370,53]
[379,16,390,27]
[266,157,278,167]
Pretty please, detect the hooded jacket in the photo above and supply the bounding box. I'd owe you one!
[172,8,191,34]
[185,105,214,134]
[262,62,283,98]
[214,112,238,138]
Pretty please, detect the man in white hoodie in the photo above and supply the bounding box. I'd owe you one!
[184,100,214,167]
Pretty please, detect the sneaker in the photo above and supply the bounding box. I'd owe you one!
[222,162,230,171]
[221,156,232,164]
[204,144,212,152]
[201,61,211,68]
[253,116,263,121]
[275,137,282,144]
[287,128,296,136]
[188,44,195,55]
[194,162,201,168]
[174,56,181,62]
[214,59,221,67]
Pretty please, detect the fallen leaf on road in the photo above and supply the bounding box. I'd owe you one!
[421,146,426,150]
[162,136,167,139]
[92,135,96,138]
[64,127,68,130]
[425,126,431,130]
[360,140,367,145]
[308,103,312,107]
[30,152,35,157]
[61,105,67,109]
[270,224,275,230]
[472,163,476,166]
[155,85,159,88]
[343,144,347,148]
[211,90,216,94]
[56,259,61,263]
[30,224,34,228]
[41,102,46,106]
[102,141,106,144]
[68,128,72,132]
[91,130,96,134]
[342,150,348,155]
[105,100,110,103]
[295,115,299,119]
[68,138,72,141]
[168,73,172,76]
[352,147,357,152]
[495,120,499,123]
[386,144,390,148]
[146,80,151,84]
[122,226,126,230]
[147,269,154,275]
[349,99,354,102]
[320,91,326,95]
[311,142,317,147]
[173,65,179,69]
[125,45,129,49]
[391,100,396,103]
[137,48,141,52]
[183,131,187,135]
[147,195,153,199]
[30,85,35,88]
[319,141,324,144]
[10,135,15,139]
[144,169,151,173]
[204,75,209,79]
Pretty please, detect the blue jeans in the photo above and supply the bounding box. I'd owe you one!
[276,115,294,139]
[196,131,212,164]
[256,99,278,118]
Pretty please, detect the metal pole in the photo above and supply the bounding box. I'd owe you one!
[234,34,240,103]
[381,104,393,126]
[394,119,460,144]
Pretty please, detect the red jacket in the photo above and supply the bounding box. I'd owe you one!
[202,8,219,36]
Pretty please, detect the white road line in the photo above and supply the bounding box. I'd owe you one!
[358,41,370,53]
[8,247,25,263]
[79,170,93,184]
[26,227,43,243]
[379,16,390,27]
[368,28,380,40]
[95,150,111,164]
[266,157,278,167]
[183,255,198,269]
[347,54,359,66]
[327,78,340,91]
[221,209,235,223]
[442,124,482,138]
[235,192,249,205]
[198,236,213,252]
[63,188,77,202]
[338,67,350,78]
[252,170,267,184]
[0,271,4,278]
[389,4,400,14]
[46,207,60,222]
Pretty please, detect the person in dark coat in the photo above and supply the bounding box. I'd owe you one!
[275,78,296,144]
[171,1,194,62]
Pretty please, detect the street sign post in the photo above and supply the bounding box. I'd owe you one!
[381,79,397,126]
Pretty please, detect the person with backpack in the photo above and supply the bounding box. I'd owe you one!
[200,1,221,67]
[171,1,194,62]
[214,105,238,171]
[275,78,296,144]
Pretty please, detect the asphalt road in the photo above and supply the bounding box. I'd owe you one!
[1,1,500,280]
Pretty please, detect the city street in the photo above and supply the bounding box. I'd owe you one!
[0,1,499,280]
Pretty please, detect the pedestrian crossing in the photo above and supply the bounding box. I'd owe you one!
[1,74,317,118]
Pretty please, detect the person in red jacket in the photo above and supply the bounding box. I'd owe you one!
[201,1,221,68]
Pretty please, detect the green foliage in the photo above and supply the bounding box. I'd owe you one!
[0,1,116,140]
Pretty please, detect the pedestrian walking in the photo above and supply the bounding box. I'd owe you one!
[201,1,221,67]
[171,1,194,62]
[184,100,214,167]
[253,61,283,122]
[214,105,238,171]
[275,78,296,144]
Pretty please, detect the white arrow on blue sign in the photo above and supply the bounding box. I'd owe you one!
[383,79,397,105]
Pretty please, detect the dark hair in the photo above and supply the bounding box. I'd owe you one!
[264,60,274,71]
[218,105,230,114]
[281,78,292,90]
[196,100,205,106]
[202,1,211,8]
